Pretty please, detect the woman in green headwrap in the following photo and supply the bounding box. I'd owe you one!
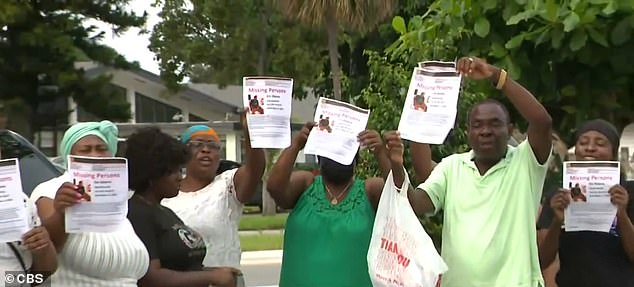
[30,121,150,286]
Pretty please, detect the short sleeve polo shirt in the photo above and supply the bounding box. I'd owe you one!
[418,139,551,287]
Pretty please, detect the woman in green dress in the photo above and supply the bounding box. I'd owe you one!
[266,122,391,287]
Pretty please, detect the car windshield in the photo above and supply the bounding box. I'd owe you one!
[0,131,62,196]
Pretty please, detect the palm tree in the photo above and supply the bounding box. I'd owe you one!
[276,0,397,100]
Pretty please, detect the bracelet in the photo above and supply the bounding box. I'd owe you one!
[496,69,508,90]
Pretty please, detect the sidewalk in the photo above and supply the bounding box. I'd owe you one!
[241,249,283,265]
[239,229,284,236]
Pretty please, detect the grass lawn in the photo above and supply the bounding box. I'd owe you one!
[240,233,284,251]
[239,213,288,231]
[243,206,261,214]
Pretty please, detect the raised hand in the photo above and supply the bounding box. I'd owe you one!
[550,188,572,224]
[53,182,83,213]
[609,184,630,215]
[456,57,500,81]
[358,129,386,155]
[383,131,404,166]
[291,121,315,150]
[240,108,248,129]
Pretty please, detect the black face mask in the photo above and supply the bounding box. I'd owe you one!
[319,156,355,185]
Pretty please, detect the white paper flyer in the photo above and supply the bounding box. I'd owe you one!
[304,98,370,165]
[243,76,294,149]
[0,159,29,242]
[398,61,462,144]
[563,161,620,233]
[65,156,129,233]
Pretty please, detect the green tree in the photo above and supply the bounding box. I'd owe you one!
[150,0,325,99]
[151,0,332,215]
[0,0,145,140]
[357,7,491,248]
[356,0,634,248]
[276,0,398,101]
[392,0,634,140]
[356,56,487,248]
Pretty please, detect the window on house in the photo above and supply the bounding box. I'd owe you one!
[35,97,69,128]
[77,84,127,122]
[135,92,182,123]
[189,113,207,122]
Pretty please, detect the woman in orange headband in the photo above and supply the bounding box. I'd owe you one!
[162,117,266,279]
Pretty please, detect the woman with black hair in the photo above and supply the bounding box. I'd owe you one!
[125,127,239,287]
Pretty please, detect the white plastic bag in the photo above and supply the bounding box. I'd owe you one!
[367,170,448,287]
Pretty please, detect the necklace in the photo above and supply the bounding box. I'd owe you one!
[324,180,353,205]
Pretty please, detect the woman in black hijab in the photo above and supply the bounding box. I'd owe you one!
[537,119,634,287]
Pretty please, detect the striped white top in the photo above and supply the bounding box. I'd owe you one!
[162,168,243,268]
[0,193,36,287]
[30,173,149,287]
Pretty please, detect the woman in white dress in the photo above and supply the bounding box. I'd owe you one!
[0,193,57,287]
[162,120,265,270]
[30,121,149,286]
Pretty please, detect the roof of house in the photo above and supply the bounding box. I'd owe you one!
[82,66,240,115]
[189,83,319,123]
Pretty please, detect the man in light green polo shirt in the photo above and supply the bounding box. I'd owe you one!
[384,56,553,287]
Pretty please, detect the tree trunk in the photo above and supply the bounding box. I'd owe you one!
[257,0,277,215]
[256,0,269,75]
[325,5,343,101]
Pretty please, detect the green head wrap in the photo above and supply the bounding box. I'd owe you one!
[59,120,119,165]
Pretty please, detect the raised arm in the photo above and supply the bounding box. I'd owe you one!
[234,110,267,203]
[384,131,436,216]
[537,188,570,268]
[34,182,82,251]
[610,185,634,262]
[410,142,436,183]
[357,129,390,209]
[358,129,391,179]
[266,122,315,209]
[457,57,552,164]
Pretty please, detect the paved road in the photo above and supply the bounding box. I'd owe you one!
[240,250,282,287]
[242,262,281,287]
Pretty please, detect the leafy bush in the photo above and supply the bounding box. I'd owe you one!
[353,33,489,249]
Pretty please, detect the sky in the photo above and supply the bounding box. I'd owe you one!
[87,0,161,75]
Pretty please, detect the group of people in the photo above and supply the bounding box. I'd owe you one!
[2,56,632,287]
[269,57,633,287]
[3,112,264,286]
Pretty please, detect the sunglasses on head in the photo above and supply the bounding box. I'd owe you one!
[188,140,221,151]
